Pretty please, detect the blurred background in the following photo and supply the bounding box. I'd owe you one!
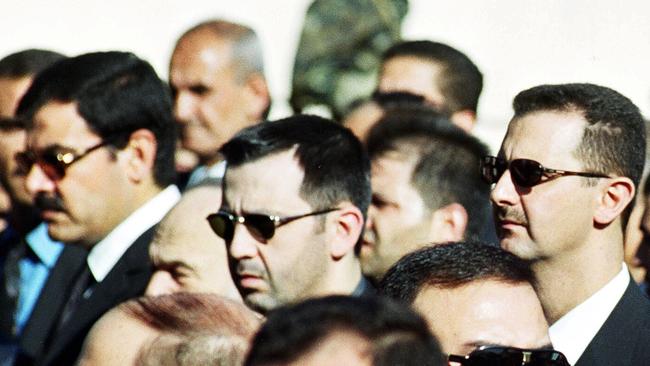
[3,0,650,150]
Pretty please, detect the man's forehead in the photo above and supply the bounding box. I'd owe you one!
[28,100,100,149]
[223,150,307,211]
[500,110,587,161]
[170,32,234,83]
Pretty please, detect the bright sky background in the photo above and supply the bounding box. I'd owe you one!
[4,0,650,150]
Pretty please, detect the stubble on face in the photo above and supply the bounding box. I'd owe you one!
[224,151,332,314]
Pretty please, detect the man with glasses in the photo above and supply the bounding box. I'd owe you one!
[482,83,650,365]
[13,52,180,366]
[381,241,562,365]
[207,114,373,314]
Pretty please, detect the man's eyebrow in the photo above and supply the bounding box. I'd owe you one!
[463,340,509,350]
[155,260,191,271]
[0,117,26,130]
[188,84,210,95]
[37,143,77,154]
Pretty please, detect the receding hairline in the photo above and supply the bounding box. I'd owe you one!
[173,19,264,80]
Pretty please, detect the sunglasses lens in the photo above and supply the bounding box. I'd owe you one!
[245,214,276,240]
[40,153,66,180]
[467,348,522,366]
[528,351,570,366]
[480,156,506,184]
[206,213,234,241]
[510,159,544,187]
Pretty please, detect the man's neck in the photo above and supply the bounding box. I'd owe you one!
[322,258,364,296]
[533,235,623,325]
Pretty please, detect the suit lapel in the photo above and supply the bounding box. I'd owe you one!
[17,244,87,361]
[39,226,155,366]
[575,278,650,366]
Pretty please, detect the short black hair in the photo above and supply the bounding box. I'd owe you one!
[245,295,445,366]
[366,106,491,238]
[16,51,177,186]
[380,240,535,304]
[343,91,428,122]
[513,83,646,190]
[221,114,371,223]
[0,49,65,78]
[382,40,483,114]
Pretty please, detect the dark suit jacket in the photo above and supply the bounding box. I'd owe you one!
[575,278,650,366]
[15,226,156,366]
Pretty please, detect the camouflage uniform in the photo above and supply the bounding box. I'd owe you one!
[290,0,408,120]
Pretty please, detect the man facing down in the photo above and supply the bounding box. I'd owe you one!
[207,115,372,314]
[14,52,179,366]
[484,83,650,365]
[380,241,561,366]
[145,182,241,300]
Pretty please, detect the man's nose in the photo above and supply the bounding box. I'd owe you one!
[490,169,519,207]
[25,164,56,198]
[228,224,261,261]
[173,91,196,124]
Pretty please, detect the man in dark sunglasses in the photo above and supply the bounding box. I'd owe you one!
[208,114,373,315]
[486,83,650,365]
[13,52,180,366]
[381,242,552,360]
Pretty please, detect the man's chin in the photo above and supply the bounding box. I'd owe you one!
[243,292,278,315]
[500,237,538,260]
[46,222,84,245]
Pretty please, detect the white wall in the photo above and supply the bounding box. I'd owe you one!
[3,0,650,150]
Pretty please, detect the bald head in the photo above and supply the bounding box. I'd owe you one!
[170,20,270,163]
[146,184,240,299]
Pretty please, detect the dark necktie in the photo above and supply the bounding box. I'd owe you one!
[56,259,95,332]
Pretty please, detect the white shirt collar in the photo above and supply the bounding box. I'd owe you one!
[87,185,181,282]
[549,263,629,365]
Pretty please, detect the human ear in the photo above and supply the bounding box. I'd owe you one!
[122,129,157,183]
[594,177,635,225]
[329,203,364,260]
[243,73,270,121]
[429,202,468,242]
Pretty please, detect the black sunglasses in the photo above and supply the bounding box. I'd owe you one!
[480,156,610,188]
[448,346,570,366]
[16,140,111,181]
[206,208,339,242]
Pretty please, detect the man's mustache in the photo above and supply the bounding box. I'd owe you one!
[35,193,65,212]
[494,206,528,226]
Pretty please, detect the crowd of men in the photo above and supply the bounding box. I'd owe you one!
[0,16,648,366]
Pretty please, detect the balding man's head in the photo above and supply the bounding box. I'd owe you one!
[146,183,240,299]
[170,20,270,164]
